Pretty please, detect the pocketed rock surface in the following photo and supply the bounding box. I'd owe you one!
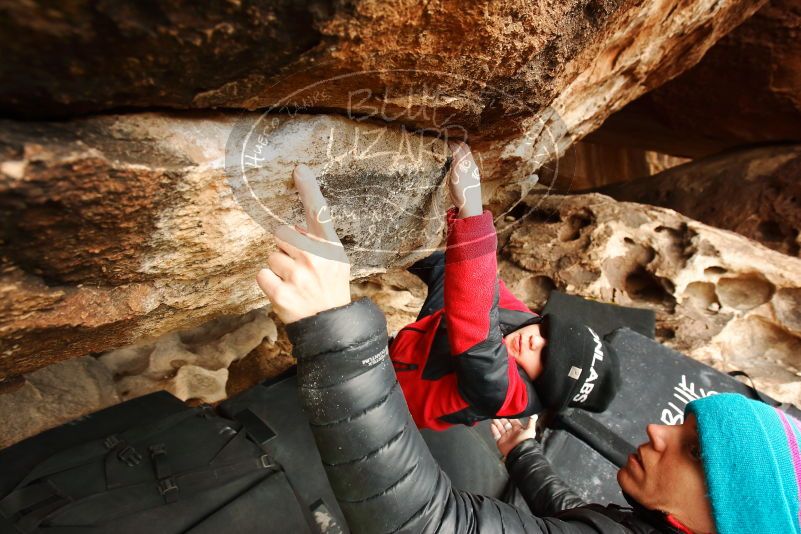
[495,191,801,405]
[600,144,801,257]
[3,191,801,448]
[0,0,768,382]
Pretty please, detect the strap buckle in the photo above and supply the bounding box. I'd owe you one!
[117,445,142,467]
[259,454,277,470]
[157,477,179,503]
[103,435,120,449]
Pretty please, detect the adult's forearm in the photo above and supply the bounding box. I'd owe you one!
[286,298,447,532]
[286,298,564,533]
[506,439,588,517]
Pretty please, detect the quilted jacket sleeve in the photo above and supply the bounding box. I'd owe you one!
[506,439,588,517]
[286,297,628,534]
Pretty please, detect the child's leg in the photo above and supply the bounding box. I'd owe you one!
[408,250,446,321]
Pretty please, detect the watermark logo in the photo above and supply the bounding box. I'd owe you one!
[224,69,572,263]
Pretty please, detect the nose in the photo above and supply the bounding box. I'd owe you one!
[529,335,545,350]
[646,423,670,452]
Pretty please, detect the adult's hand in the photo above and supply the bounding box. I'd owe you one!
[256,164,351,324]
[447,140,483,218]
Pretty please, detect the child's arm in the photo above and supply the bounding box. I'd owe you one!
[443,142,536,417]
[444,206,533,416]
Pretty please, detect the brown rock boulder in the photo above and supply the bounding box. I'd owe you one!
[495,192,801,404]
[590,0,801,157]
[0,356,120,449]
[0,113,448,379]
[0,0,765,185]
[600,145,801,257]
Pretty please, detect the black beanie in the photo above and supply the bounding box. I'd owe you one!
[533,314,620,413]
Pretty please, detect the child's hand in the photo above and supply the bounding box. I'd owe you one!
[447,141,483,218]
[256,164,351,325]
[491,416,538,458]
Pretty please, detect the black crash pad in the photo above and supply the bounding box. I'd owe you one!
[217,371,349,533]
[540,290,656,339]
[420,420,509,498]
[541,326,799,505]
[0,390,186,496]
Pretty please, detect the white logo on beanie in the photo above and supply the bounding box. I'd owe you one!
[572,327,604,404]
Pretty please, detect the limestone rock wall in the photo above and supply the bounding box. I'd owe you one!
[496,192,801,404]
[0,305,284,448]
[0,356,119,449]
[0,113,448,380]
[0,0,765,186]
[589,0,801,158]
[99,306,278,404]
[600,145,801,257]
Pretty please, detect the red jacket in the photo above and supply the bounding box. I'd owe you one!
[390,207,543,430]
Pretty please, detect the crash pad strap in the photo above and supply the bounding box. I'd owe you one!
[555,409,636,467]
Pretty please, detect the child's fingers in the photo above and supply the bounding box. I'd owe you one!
[491,419,505,437]
[491,425,501,441]
[447,141,468,179]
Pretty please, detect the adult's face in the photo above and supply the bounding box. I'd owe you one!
[617,414,715,533]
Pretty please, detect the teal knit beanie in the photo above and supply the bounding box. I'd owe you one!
[686,393,801,534]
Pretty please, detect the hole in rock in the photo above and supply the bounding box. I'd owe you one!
[528,207,561,224]
[716,274,775,312]
[757,220,785,242]
[524,275,557,309]
[682,282,720,312]
[624,266,676,309]
[558,209,593,242]
[507,202,530,221]
[0,376,24,395]
[655,327,676,341]
[703,266,727,276]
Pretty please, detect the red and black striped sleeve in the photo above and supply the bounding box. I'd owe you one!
[443,207,531,416]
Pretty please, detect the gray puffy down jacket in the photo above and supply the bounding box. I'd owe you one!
[286,297,678,534]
